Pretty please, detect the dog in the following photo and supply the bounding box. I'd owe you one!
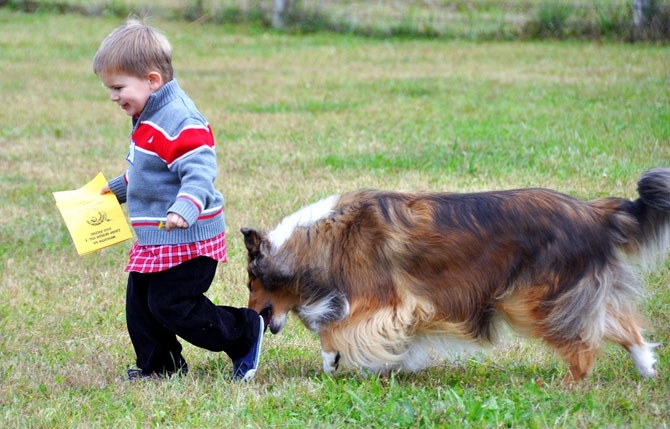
[241,168,670,383]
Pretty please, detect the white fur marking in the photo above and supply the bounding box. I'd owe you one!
[406,335,484,372]
[270,312,288,334]
[267,194,340,249]
[321,350,339,375]
[298,295,350,333]
[630,342,659,378]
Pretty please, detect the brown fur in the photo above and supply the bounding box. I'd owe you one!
[242,168,670,382]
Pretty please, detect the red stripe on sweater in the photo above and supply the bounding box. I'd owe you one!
[133,123,214,164]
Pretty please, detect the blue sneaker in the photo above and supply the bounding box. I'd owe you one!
[127,368,154,381]
[232,315,264,381]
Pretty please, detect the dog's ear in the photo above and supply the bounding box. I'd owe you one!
[241,227,263,260]
[242,227,294,290]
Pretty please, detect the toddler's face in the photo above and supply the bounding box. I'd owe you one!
[100,72,153,117]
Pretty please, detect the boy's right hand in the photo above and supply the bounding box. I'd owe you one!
[165,212,189,231]
[101,184,110,194]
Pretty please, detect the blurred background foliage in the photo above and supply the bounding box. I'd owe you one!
[2,0,669,41]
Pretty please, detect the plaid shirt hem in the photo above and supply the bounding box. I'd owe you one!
[125,231,227,273]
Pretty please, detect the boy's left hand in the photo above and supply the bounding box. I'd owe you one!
[165,212,189,231]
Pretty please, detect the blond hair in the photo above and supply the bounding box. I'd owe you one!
[93,19,173,82]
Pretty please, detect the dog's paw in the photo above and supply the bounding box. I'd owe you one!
[321,350,340,375]
[630,342,660,378]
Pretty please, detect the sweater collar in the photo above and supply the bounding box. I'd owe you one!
[132,79,182,128]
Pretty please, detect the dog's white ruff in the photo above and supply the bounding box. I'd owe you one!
[268,195,339,249]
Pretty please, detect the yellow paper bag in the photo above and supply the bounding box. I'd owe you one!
[53,172,133,255]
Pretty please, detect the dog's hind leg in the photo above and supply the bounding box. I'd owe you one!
[628,342,659,378]
[545,312,658,383]
[604,309,658,378]
[548,340,601,384]
[498,292,600,383]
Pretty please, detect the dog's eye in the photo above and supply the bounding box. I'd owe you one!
[250,259,262,276]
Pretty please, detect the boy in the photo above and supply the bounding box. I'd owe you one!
[93,19,263,381]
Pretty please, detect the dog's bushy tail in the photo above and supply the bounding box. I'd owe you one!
[637,167,670,212]
[599,167,670,267]
[633,167,670,265]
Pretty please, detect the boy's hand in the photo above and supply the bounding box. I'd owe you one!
[165,212,188,231]
[101,184,110,194]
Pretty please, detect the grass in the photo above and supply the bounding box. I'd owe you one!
[1,10,670,428]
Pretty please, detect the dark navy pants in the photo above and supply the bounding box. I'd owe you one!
[126,256,260,375]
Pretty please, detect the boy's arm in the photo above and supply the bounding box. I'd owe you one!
[168,145,219,227]
[104,172,128,204]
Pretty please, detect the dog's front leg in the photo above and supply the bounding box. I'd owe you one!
[319,331,340,375]
[321,349,340,375]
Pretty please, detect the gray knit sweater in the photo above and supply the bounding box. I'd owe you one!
[107,79,225,245]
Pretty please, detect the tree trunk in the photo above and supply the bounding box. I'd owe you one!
[633,0,657,40]
[272,0,291,28]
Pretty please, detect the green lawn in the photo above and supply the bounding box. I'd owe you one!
[1,10,669,427]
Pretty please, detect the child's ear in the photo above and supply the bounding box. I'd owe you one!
[147,71,163,92]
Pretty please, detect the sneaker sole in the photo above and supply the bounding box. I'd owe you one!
[240,368,257,382]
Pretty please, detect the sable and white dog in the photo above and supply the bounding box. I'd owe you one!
[241,168,670,383]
